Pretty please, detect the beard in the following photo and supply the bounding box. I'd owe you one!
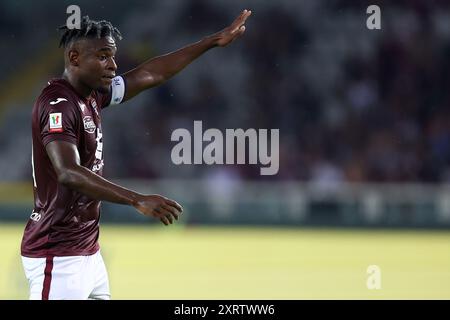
[97,84,111,94]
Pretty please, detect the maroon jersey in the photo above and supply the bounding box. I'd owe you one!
[21,77,124,257]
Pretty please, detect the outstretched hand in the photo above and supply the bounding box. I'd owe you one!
[134,194,183,226]
[215,9,252,47]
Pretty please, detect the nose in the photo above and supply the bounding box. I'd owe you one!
[107,57,117,72]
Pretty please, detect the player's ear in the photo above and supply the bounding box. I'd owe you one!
[67,49,80,67]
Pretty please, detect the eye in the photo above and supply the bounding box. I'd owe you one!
[99,55,107,61]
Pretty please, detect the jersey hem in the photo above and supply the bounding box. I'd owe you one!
[21,244,100,258]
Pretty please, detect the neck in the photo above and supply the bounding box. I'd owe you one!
[62,70,92,98]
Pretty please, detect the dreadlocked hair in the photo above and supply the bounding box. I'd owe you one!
[58,15,122,48]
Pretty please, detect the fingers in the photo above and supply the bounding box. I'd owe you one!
[231,25,246,40]
[160,216,170,226]
[236,9,252,21]
[142,195,183,226]
[242,9,252,22]
[231,9,252,34]
[164,198,183,213]
[162,204,180,221]
[236,9,252,25]
[155,207,174,224]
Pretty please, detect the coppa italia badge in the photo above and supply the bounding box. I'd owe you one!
[49,113,63,132]
[83,116,96,133]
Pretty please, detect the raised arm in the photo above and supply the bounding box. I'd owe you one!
[46,140,182,225]
[121,9,252,102]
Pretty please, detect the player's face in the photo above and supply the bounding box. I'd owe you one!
[78,36,118,94]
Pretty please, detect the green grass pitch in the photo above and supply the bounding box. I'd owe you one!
[1,224,449,299]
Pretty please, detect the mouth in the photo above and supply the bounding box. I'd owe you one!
[101,74,115,83]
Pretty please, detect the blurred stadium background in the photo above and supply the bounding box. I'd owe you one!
[1,0,450,299]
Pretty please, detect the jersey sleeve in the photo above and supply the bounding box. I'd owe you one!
[39,93,80,147]
[96,75,127,109]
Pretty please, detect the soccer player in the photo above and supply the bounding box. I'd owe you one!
[21,10,252,300]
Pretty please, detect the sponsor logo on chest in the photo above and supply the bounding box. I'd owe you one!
[83,116,96,133]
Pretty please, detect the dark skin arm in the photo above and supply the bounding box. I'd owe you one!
[122,9,252,101]
[46,140,182,225]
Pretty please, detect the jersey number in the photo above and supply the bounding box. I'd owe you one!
[95,128,103,160]
[92,128,104,172]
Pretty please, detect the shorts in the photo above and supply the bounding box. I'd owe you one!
[21,250,110,300]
